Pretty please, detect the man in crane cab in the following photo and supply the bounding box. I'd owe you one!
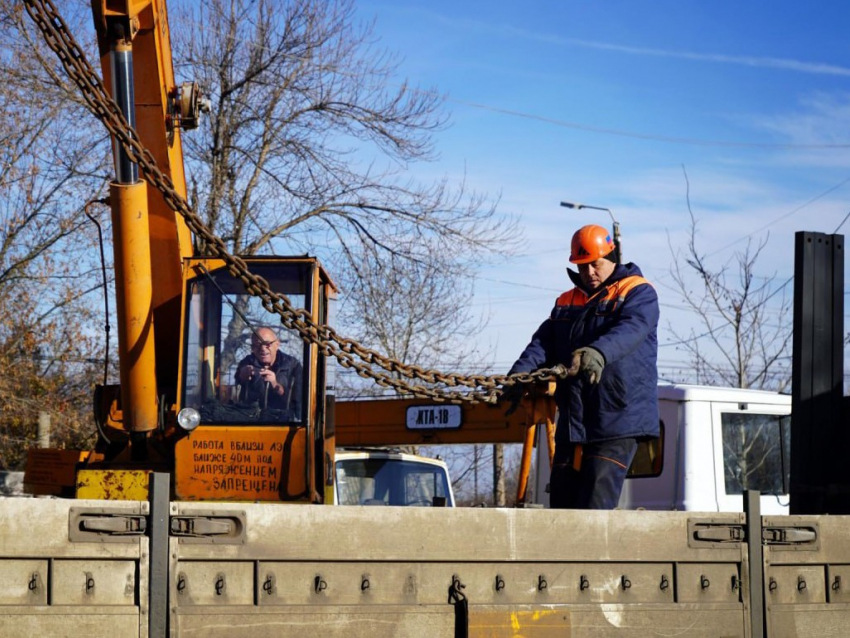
[505,224,659,509]
[235,327,302,417]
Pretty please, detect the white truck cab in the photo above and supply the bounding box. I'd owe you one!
[621,384,791,514]
[334,448,455,507]
[534,384,791,514]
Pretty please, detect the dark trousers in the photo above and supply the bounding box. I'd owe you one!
[549,438,638,510]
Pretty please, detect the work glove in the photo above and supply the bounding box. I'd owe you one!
[569,347,605,384]
[500,383,526,416]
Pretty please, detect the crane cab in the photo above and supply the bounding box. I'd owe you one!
[173,256,337,503]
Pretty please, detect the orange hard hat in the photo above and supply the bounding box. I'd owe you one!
[570,224,615,264]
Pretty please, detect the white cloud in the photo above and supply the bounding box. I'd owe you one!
[392,7,850,79]
[558,38,850,78]
[744,93,850,168]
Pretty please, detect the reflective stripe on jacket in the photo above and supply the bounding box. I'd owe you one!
[508,262,659,444]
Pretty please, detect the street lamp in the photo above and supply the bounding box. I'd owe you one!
[560,201,622,264]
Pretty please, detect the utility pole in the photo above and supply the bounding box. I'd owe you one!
[37,412,51,448]
[493,444,505,507]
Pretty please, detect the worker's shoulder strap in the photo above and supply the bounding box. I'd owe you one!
[605,275,652,302]
[555,275,651,308]
[556,288,587,307]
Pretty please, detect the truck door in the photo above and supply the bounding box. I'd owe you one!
[710,402,791,515]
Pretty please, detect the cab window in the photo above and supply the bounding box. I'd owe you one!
[181,263,310,425]
[335,458,452,506]
[721,412,790,495]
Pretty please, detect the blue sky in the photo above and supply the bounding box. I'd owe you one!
[355,1,850,382]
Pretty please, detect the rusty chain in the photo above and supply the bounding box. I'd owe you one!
[23,0,569,403]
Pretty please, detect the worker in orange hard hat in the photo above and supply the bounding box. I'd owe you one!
[503,223,659,509]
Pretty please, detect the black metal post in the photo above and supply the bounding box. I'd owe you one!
[791,232,846,513]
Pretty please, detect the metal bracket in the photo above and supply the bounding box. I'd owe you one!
[688,518,746,548]
[170,510,246,544]
[762,525,818,550]
[84,572,95,596]
[28,572,42,596]
[263,573,277,596]
[214,573,227,596]
[448,575,468,638]
[69,506,148,543]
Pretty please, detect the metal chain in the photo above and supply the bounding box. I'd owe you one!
[23,0,569,403]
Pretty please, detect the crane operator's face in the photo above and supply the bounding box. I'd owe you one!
[251,328,280,367]
[578,257,616,291]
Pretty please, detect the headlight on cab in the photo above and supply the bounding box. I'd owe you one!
[177,407,201,431]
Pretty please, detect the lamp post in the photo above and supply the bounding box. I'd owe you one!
[560,201,621,264]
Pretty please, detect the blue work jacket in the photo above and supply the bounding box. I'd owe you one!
[508,263,659,444]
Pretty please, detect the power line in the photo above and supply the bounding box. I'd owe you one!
[475,276,561,292]
[173,9,850,276]
[706,176,850,257]
[452,98,850,150]
[834,210,850,233]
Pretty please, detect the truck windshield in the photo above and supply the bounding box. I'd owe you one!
[335,458,451,506]
[721,412,791,495]
[181,263,311,425]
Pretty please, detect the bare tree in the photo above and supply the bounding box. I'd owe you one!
[172,0,521,497]
[449,443,520,507]
[721,412,790,495]
[0,0,110,468]
[333,241,493,397]
[9,1,521,484]
[173,0,517,269]
[449,444,486,506]
[332,240,515,505]
[667,169,793,391]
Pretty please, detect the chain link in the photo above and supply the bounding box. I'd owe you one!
[23,0,569,403]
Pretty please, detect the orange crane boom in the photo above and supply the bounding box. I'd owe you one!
[334,384,557,503]
[91,1,201,432]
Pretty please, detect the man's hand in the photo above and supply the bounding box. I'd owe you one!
[257,367,285,395]
[241,366,284,395]
[569,347,605,384]
[500,383,526,416]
